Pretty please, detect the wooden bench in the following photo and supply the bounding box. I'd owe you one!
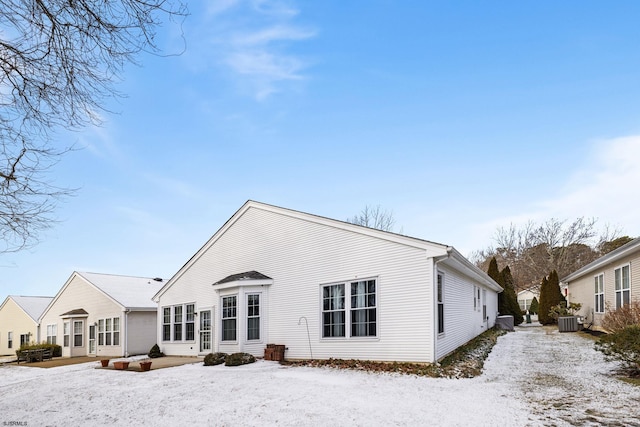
[16,348,51,364]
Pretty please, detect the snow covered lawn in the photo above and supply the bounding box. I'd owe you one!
[0,326,638,426]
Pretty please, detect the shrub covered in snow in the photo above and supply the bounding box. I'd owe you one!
[225,352,256,367]
[204,352,227,366]
[595,325,640,376]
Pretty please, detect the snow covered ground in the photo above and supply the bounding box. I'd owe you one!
[0,326,638,426]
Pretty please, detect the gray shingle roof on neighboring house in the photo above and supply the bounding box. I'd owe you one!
[76,272,164,309]
[10,296,54,322]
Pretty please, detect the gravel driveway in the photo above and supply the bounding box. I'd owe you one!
[483,324,640,426]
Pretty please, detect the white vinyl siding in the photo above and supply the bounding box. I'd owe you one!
[156,204,498,362]
[37,273,158,358]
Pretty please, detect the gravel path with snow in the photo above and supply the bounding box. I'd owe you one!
[0,325,638,426]
[482,325,640,426]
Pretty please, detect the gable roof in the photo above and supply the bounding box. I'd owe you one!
[214,271,272,285]
[1,296,54,323]
[76,272,164,309]
[561,237,640,283]
[154,200,502,300]
[40,271,164,321]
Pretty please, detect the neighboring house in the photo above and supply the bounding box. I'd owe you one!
[0,296,53,355]
[153,201,503,363]
[517,289,538,312]
[562,237,640,329]
[39,272,164,358]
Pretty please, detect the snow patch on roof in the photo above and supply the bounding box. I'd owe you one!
[77,272,164,309]
[10,296,54,322]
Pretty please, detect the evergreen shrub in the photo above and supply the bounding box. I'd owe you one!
[225,352,256,367]
[204,352,228,366]
[148,343,165,358]
[595,325,640,377]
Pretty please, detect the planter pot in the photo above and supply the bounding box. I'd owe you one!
[113,361,130,370]
[100,359,109,368]
[139,361,152,372]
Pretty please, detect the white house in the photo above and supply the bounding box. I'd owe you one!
[39,272,164,358]
[562,237,640,329]
[0,296,53,355]
[153,201,502,363]
[517,289,538,313]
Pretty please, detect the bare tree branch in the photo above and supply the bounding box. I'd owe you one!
[347,205,396,232]
[0,0,187,253]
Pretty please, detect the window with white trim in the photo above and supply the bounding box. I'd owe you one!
[113,317,120,346]
[185,304,195,341]
[162,304,195,342]
[321,279,377,339]
[7,331,13,349]
[105,318,112,345]
[47,324,57,345]
[73,321,83,347]
[222,296,237,341]
[162,307,171,341]
[97,317,119,346]
[20,334,29,346]
[594,273,604,313]
[437,273,444,334]
[174,305,183,341]
[615,265,631,309]
[482,289,487,320]
[98,319,104,345]
[247,294,260,341]
[63,322,70,347]
[351,280,376,337]
[322,283,345,338]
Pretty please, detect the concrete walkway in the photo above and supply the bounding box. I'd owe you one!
[5,355,202,371]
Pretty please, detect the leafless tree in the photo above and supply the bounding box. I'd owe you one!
[0,0,187,252]
[347,205,396,232]
[471,217,630,292]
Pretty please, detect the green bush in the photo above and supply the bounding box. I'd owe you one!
[529,297,539,315]
[17,343,61,357]
[595,325,640,376]
[204,352,227,366]
[225,352,256,367]
[148,343,165,358]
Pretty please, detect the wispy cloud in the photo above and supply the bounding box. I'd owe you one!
[470,136,640,251]
[198,0,317,99]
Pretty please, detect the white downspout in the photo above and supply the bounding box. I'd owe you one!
[123,309,130,357]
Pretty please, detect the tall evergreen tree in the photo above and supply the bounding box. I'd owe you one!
[500,266,524,325]
[548,269,566,309]
[529,296,539,315]
[538,276,551,324]
[487,257,500,283]
[538,270,566,325]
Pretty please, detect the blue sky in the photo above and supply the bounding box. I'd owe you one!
[2,0,640,300]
